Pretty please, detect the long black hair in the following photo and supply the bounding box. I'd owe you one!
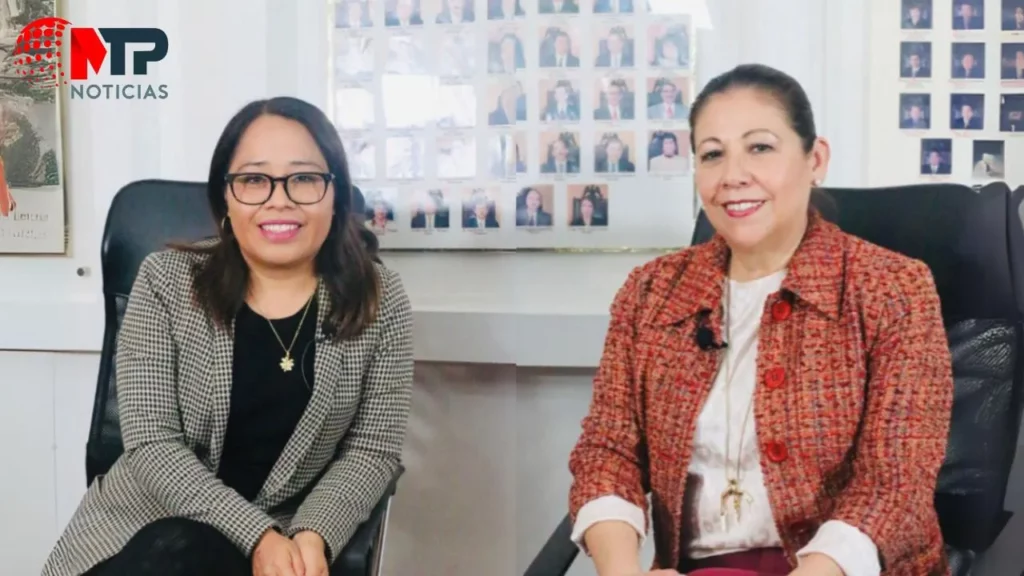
[178,97,380,340]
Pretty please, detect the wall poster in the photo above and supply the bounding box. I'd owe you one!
[866,0,1024,188]
[0,0,66,254]
[329,0,698,250]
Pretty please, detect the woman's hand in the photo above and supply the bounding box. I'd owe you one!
[293,531,330,576]
[252,529,305,576]
[789,553,844,576]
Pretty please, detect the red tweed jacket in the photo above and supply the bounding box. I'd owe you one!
[569,214,953,575]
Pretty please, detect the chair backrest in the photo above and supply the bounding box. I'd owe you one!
[86,180,214,483]
[691,182,1024,553]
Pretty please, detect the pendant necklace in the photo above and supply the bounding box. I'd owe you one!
[719,279,757,531]
[264,294,315,372]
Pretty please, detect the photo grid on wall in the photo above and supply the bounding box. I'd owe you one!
[875,0,1024,187]
[329,0,697,250]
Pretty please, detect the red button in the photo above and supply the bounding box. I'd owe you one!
[765,367,786,390]
[765,441,788,462]
[771,300,792,321]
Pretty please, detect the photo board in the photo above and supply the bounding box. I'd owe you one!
[329,0,698,250]
[866,0,1024,188]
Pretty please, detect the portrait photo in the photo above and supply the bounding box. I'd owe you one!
[336,0,374,28]
[539,0,579,14]
[435,0,475,23]
[539,26,581,68]
[462,187,501,229]
[920,138,952,175]
[488,132,527,178]
[488,0,525,19]
[342,138,376,180]
[539,131,581,174]
[951,43,985,79]
[386,136,425,179]
[516,185,555,228]
[594,0,634,13]
[971,140,1005,179]
[385,0,424,26]
[410,189,452,231]
[953,0,984,29]
[594,77,635,121]
[1000,94,1024,132]
[900,42,932,79]
[364,188,400,235]
[568,184,609,228]
[594,25,635,69]
[901,0,932,29]
[436,83,477,128]
[334,36,374,79]
[1005,1,1024,30]
[386,34,429,75]
[438,31,476,77]
[646,76,689,121]
[487,79,527,126]
[595,132,636,174]
[648,130,690,174]
[1001,43,1024,79]
[333,88,375,130]
[648,23,690,69]
[950,93,984,130]
[540,78,581,123]
[899,93,931,129]
[381,75,434,128]
[488,30,526,74]
[436,133,477,180]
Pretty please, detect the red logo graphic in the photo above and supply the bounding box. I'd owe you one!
[11,17,68,88]
[12,18,169,89]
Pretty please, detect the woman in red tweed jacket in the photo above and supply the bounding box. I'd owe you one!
[568,64,953,576]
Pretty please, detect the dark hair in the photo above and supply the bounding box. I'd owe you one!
[177,97,380,340]
[688,63,817,154]
[688,64,835,214]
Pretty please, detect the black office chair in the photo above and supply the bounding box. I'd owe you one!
[526,182,1024,576]
[85,179,397,576]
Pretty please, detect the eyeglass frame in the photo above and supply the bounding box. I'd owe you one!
[223,171,336,206]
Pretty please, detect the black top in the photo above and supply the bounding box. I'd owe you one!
[217,298,318,502]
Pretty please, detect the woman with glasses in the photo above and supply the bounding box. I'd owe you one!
[42,97,414,576]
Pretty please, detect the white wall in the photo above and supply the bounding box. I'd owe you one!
[0,0,870,574]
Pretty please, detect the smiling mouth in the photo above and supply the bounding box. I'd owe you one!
[722,200,765,218]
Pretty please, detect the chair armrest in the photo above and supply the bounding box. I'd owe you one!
[335,466,404,575]
[524,513,579,576]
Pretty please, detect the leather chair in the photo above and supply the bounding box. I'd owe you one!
[85,179,397,576]
[525,182,1024,576]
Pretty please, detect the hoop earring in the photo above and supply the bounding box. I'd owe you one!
[221,217,231,234]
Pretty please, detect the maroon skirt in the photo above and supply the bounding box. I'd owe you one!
[679,548,792,576]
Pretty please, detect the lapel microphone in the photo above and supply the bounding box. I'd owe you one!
[695,310,728,351]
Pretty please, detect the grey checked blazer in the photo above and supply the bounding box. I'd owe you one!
[42,247,414,576]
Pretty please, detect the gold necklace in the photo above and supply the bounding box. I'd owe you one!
[719,279,757,531]
[264,294,315,372]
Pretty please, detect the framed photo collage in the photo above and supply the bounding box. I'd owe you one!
[329,0,698,250]
[870,0,1024,186]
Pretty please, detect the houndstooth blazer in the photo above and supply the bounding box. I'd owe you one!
[41,247,414,576]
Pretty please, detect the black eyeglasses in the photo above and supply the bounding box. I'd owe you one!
[224,172,335,206]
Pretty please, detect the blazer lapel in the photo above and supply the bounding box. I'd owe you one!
[207,315,236,469]
[258,280,347,503]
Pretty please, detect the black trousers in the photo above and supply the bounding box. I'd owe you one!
[84,517,351,576]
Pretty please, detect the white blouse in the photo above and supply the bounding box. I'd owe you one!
[571,271,881,576]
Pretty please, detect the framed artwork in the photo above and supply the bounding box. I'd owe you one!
[0,0,67,254]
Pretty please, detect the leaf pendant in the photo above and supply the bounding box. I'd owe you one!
[280,355,295,372]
